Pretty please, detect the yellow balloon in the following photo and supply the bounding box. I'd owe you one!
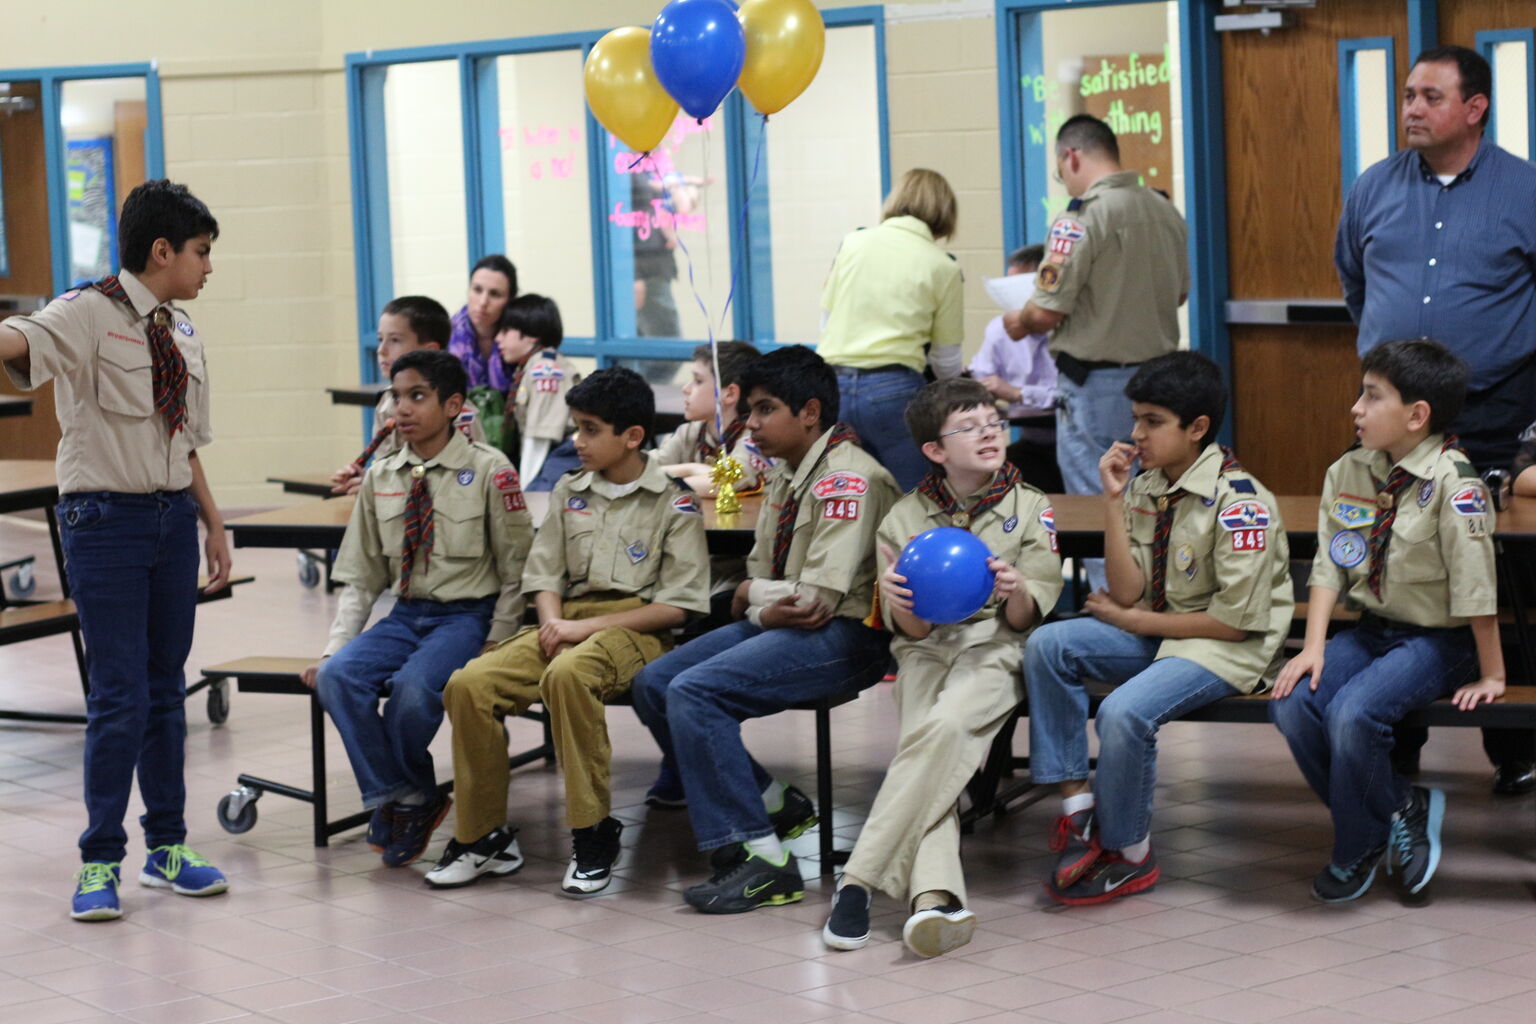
[584,27,679,153]
[737,0,826,115]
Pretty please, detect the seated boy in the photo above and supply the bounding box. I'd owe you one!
[1024,351,1293,905]
[656,341,772,496]
[629,345,901,914]
[494,293,582,487]
[432,367,709,895]
[304,350,534,867]
[821,378,1062,957]
[331,296,486,495]
[1271,339,1502,903]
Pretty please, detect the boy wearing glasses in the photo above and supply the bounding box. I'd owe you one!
[822,378,1062,957]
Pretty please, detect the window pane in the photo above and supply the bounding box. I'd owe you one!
[1493,41,1531,160]
[764,25,883,344]
[493,50,596,336]
[59,76,148,283]
[383,60,467,311]
[1352,49,1392,170]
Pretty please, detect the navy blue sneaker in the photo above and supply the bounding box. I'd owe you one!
[71,861,122,921]
[1387,785,1445,897]
[384,794,451,868]
[141,845,228,896]
[366,803,394,852]
[645,758,687,809]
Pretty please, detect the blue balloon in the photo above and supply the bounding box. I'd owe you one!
[896,527,996,625]
[650,0,747,120]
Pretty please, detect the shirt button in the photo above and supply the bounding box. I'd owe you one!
[1435,221,1444,229]
[1429,258,1437,266]
[1423,296,1432,304]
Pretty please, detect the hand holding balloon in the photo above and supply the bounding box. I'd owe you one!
[878,543,915,614]
[989,557,1022,603]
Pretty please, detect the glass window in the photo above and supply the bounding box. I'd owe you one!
[59,76,150,283]
[382,60,468,312]
[1489,37,1533,160]
[1338,39,1396,188]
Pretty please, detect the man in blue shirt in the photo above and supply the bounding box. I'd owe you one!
[1335,44,1536,795]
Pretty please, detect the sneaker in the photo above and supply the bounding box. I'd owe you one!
[140,845,228,896]
[645,759,687,809]
[902,903,976,958]
[768,784,817,840]
[1311,844,1386,904]
[563,817,624,896]
[1387,785,1445,897]
[71,861,122,921]
[424,828,524,889]
[684,846,804,914]
[366,803,394,852]
[822,884,871,950]
[383,793,452,868]
[1048,848,1159,906]
[1048,807,1100,889]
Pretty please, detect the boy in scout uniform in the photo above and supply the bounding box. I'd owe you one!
[655,341,771,496]
[1271,339,1503,904]
[434,367,709,896]
[821,378,1062,957]
[1024,352,1293,905]
[303,350,534,870]
[630,345,900,915]
[0,180,231,921]
[494,293,582,487]
[331,295,486,495]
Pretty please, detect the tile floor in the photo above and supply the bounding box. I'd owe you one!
[2,514,1535,1023]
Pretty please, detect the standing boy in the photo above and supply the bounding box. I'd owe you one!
[1271,339,1502,903]
[822,378,1062,957]
[1024,352,1293,905]
[304,350,534,869]
[655,341,771,496]
[630,345,900,914]
[433,367,709,896]
[0,180,231,920]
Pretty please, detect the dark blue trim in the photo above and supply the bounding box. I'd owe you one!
[345,58,394,385]
[143,69,165,180]
[1338,38,1398,191]
[473,57,506,270]
[458,55,487,266]
[1407,0,1437,64]
[42,79,69,293]
[1476,29,1536,156]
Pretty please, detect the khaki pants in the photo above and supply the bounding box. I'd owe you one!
[842,634,1021,906]
[443,596,670,839]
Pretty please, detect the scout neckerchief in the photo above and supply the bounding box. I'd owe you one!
[501,358,530,421]
[771,422,860,580]
[1151,445,1245,612]
[91,275,188,436]
[1366,435,1460,599]
[697,417,747,465]
[399,464,435,597]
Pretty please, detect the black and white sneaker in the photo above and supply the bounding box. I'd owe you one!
[684,845,804,914]
[423,828,523,889]
[562,817,623,897]
[902,902,976,958]
[822,883,871,950]
[768,784,817,840]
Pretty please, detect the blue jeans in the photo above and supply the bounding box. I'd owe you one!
[59,490,201,864]
[630,618,891,850]
[833,366,926,491]
[1269,622,1477,866]
[1024,617,1238,849]
[1055,366,1137,592]
[317,596,495,807]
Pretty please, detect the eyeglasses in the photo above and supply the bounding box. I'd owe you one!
[939,418,1008,440]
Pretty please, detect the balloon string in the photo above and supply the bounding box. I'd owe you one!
[717,113,767,339]
[658,171,717,432]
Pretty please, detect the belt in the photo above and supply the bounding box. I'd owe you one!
[1358,611,1442,634]
[1055,353,1142,387]
[831,364,912,376]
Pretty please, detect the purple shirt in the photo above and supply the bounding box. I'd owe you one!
[447,305,512,392]
[969,315,1057,417]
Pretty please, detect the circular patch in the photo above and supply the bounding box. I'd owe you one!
[1003,515,1018,533]
[1417,478,1434,507]
[456,468,475,486]
[1329,530,1368,569]
[176,320,194,336]
[1175,543,1195,578]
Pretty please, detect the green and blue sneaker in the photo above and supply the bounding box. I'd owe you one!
[140,844,229,896]
[685,845,804,914]
[71,861,122,921]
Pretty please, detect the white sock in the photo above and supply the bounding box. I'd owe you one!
[395,791,426,807]
[1063,792,1094,817]
[743,835,785,864]
[1120,837,1151,864]
[762,779,787,813]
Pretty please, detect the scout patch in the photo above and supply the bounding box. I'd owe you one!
[456,468,475,486]
[1329,530,1367,568]
[744,439,772,472]
[1003,514,1018,533]
[566,496,589,513]
[531,361,565,394]
[1451,486,1488,516]
[1037,263,1062,293]
[176,320,194,336]
[1047,252,1068,265]
[503,491,526,512]
[1039,507,1058,552]
[1219,500,1269,552]
[1175,543,1195,578]
[1050,219,1086,243]
[626,541,648,564]
[671,494,701,515]
[822,498,860,521]
[456,408,478,438]
[1468,516,1489,538]
[1229,479,1255,495]
[493,467,522,492]
[1455,461,1479,479]
[1049,236,1075,258]
[1418,479,1434,507]
[1329,495,1376,530]
[812,471,868,500]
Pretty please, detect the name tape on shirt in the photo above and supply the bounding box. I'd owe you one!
[812,471,868,500]
[822,498,861,521]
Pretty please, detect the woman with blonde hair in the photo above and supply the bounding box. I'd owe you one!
[817,168,964,490]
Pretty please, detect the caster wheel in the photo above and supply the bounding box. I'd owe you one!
[9,563,36,599]
[207,680,230,725]
[217,788,259,834]
[296,552,321,588]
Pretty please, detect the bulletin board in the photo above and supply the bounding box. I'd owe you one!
[66,137,116,283]
[1080,50,1174,191]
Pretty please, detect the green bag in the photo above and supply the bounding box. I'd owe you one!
[466,386,512,457]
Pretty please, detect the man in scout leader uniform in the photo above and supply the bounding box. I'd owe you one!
[1003,114,1189,592]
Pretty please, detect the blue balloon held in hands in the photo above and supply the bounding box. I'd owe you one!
[896,527,996,625]
[651,0,747,120]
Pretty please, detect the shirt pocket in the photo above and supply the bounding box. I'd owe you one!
[96,337,154,418]
[1389,507,1447,582]
[434,499,485,559]
[1166,516,1217,604]
[376,496,407,558]
[562,512,597,583]
[610,521,664,593]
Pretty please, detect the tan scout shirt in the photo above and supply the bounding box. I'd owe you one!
[1034,171,1189,365]
[743,428,901,622]
[654,419,774,493]
[876,478,1063,656]
[513,349,580,443]
[1308,435,1496,627]
[4,272,213,494]
[326,432,534,655]
[522,453,710,615]
[1124,444,1294,692]
[373,389,487,461]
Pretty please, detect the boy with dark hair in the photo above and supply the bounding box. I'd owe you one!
[822,377,1062,957]
[494,294,582,485]
[304,349,534,869]
[630,345,901,914]
[435,367,709,895]
[331,295,486,496]
[656,341,772,496]
[1271,339,1502,903]
[1,179,230,921]
[1024,351,1294,905]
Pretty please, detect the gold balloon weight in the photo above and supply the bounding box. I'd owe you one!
[711,453,745,515]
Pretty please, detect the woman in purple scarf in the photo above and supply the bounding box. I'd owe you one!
[448,254,517,391]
